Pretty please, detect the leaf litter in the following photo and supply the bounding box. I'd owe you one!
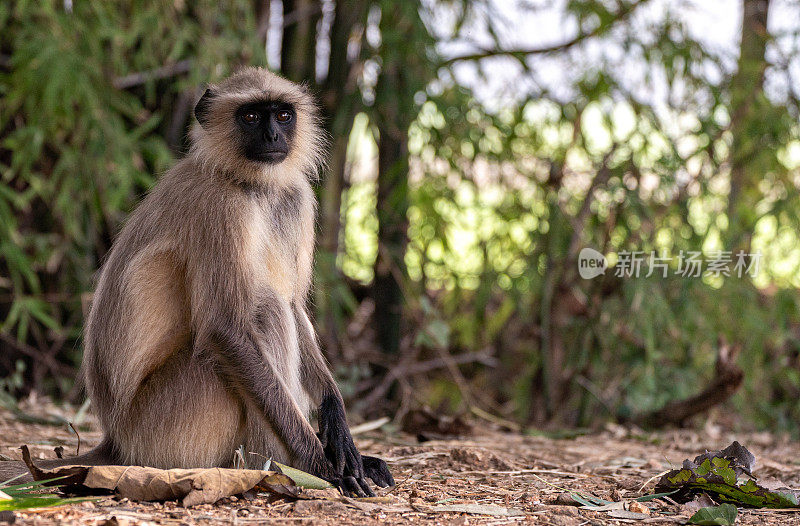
[3,402,800,524]
[655,441,800,508]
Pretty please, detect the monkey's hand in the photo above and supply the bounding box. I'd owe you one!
[318,420,374,497]
[317,395,379,497]
[361,455,395,488]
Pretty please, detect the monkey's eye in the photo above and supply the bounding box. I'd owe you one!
[276,110,292,123]
[242,112,260,125]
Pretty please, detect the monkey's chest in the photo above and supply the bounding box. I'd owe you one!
[243,211,302,301]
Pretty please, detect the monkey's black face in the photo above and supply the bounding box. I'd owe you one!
[235,101,297,164]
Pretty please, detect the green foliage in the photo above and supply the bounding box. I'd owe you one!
[404,75,800,426]
[660,455,799,509]
[394,0,800,426]
[688,504,738,525]
[0,0,265,393]
[2,0,800,433]
[0,477,93,511]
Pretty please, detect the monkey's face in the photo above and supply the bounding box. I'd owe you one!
[191,68,327,183]
[234,101,297,164]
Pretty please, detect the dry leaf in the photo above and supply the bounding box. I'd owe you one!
[91,466,291,506]
[683,493,717,513]
[21,447,301,507]
[608,509,650,520]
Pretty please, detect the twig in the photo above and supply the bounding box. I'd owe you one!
[638,469,669,493]
[0,333,74,380]
[68,422,81,456]
[362,351,497,407]
[112,59,192,89]
[441,0,652,66]
[349,417,390,436]
[469,405,521,432]
[434,344,475,409]
[458,469,592,478]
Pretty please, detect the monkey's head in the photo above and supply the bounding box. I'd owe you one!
[191,67,326,185]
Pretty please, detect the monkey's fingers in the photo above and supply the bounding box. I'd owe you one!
[324,427,364,479]
[344,446,364,477]
[329,443,347,476]
[356,475,376,497]
[362,455,395,488]
[340,476,373,498]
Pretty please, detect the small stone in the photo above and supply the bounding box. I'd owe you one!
[628,501,650,515]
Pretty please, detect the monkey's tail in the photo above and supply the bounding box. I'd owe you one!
[0,438,117,484]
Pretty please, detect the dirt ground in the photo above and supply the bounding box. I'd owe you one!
[2,398,800,525]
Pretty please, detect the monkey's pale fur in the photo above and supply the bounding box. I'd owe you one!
[81,67,333,471]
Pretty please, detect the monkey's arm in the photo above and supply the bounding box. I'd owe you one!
[294,305,395,492]
[196,285,342,484]
[210,322,336,480]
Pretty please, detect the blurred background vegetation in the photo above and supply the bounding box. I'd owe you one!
[2,0,800,433]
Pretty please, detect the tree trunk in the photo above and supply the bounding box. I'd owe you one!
[372,124,409,354]
[281,0,320,82]
[317,0,368,274]
[727,0,771,251]
[314,0,369,356]
[371,2,418,355]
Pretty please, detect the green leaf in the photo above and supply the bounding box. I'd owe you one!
[273,462,333,490]
[568,491,613,507]
[636,490,678,501]
[688,503,738,525]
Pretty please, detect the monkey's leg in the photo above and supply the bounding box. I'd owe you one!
[295,305,395,496]
[208,294,336,484]
[117,348,244,469]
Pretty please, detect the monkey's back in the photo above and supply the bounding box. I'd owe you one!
[84,162,211,435]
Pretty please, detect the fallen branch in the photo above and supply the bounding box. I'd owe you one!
[632,339,743,428]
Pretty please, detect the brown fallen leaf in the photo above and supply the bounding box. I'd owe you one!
[21,447,300,507]
[20,446,89,487]
[93,466,285,506]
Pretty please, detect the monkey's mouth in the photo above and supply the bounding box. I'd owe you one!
[253,150,288,163]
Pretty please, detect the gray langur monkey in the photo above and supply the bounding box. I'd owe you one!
[0,67,393,497]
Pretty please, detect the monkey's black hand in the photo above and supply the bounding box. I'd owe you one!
[318,396,374,497]
[362,455,395,488]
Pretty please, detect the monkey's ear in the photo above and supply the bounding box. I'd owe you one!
[194,88,216,128]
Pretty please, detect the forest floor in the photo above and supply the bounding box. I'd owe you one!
[2,398,800,525]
